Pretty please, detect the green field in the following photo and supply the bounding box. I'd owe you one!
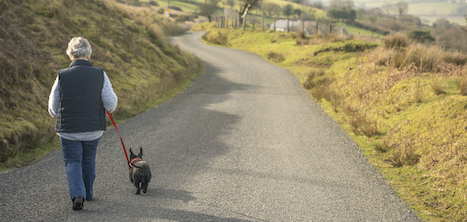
[421,15,466,25]
[334,22,386,38]
[408,2,459,16]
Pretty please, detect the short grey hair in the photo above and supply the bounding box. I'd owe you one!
[66,37,92,59]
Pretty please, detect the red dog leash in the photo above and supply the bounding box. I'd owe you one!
[106,111,131,169]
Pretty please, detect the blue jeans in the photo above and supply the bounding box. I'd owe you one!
[60,137,100,201]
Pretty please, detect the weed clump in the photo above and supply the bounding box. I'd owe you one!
[302,69,326,89]
[384,33,410,49]
[460,71,467,95]
[267,52,285,63]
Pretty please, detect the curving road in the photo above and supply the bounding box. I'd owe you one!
[0,31,419,221]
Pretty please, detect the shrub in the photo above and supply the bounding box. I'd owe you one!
[148,0,158,6]
[407,30,435,43]
[296,30,307,45]
[169,6,182,11]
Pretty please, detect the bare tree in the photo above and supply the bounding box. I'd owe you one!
[329,0,354,9]
[263,2,280,17]
[198,0,219,22]
[226,0,236,9]
[382,1,394,15]
[394,1,408,16]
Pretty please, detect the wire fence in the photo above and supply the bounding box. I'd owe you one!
[210,14,350,37]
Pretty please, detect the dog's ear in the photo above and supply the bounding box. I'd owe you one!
[139,147,143,156]
[130,148,134,155]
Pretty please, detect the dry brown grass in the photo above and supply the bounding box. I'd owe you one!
[460,69,467,96]
[371,38,467,74]
[326,33,348,43]
[384,32,410,49]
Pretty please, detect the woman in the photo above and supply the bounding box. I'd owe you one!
[48,37,118,210]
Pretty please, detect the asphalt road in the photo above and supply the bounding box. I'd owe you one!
[0,31,419,222]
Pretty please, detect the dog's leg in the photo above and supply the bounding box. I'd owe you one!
[142,182,148,193]
[134,179,141,195]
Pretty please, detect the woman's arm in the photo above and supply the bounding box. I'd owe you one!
[48,76,60,118]
[102,71,118,113]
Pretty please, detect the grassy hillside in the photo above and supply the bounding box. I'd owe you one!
[141,0,326,19]
[0,0,204,169]
[195,25,467,221]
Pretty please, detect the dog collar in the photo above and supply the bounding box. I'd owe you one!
[130,157,142,164]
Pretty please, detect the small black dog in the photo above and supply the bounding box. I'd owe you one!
[129,147,152,194]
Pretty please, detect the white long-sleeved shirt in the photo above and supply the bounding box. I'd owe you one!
[48,71,118,141]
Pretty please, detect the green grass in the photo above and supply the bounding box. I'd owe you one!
[194,23,467,221]
[334,22,386,38]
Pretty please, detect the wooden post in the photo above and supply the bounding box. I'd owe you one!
[262,13,264,31]
[273,17,276,32]
[233,15,236,29]
[316,21,318,35]
[301,18,304,32]
[252,14,255,30]
[243,14,246,31]
[226,16,229,29]
[286,17,289,33]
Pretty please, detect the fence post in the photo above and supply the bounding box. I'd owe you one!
[252,15,255,30]
[329,24,332,35]
[286,17,289,33]
[262,13,264,31]
[273,17,276,32]
[234,15,236,29]
[243,14,246,31]
[316,21,318,35]
[301,19,304,32]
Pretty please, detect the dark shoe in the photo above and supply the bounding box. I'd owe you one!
[72,196,84,210]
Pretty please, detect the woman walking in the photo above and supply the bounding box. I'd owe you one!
[48,37,118,210]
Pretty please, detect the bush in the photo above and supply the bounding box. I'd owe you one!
[169,6,182,11]
[175,14,196,22]
[406,30,434,43]
[148,0,158,6]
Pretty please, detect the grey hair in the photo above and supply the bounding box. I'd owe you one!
[66,37,92,59]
